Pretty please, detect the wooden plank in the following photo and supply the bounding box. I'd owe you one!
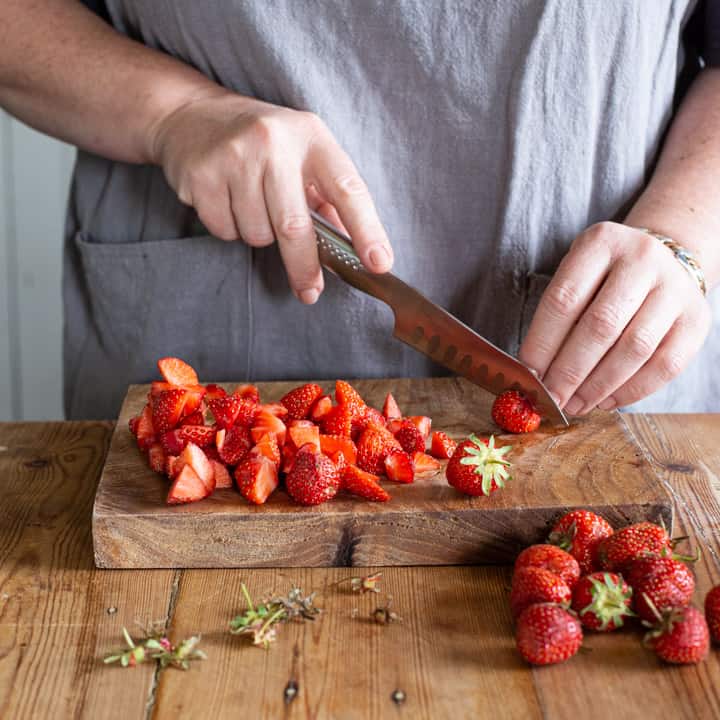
[526,414,720,720]
[0,114,17,421]
[9,120,75,420]
[152,567,543,720]
[0,421,176,720]
[92,377,672,568]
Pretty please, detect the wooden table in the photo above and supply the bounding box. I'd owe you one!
[1,416,718,719]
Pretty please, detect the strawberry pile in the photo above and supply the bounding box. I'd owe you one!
[511,509,719,666]
[128,357,457,506]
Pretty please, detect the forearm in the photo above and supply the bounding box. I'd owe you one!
[0,0,226,164]
[626,68,720,289]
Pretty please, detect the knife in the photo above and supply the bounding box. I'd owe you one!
[312,210,568,426]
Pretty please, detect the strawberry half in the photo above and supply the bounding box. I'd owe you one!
[382,392,402,420]
[310,395,333,422]
[250,433,281,467]
[285,445,341,506]
[288,421,321,453]
[178,442,215,492]
[280,383,324,421]
[250,410,287,447]
[491,390,541,433]
[151,389,189,434]
[167,464,212,505]
[216,425,252,466]
[134,403,156,452]
[356,424,402,475]
[235,455,279,504]
[335,380,366,419]
[412,452,441,476]
[342,465,390,502]
[384,449,414,483]
[430,431,457,459]
[319,435,358,466]
[204,383,228,402]
[406,415,432,441]
[157,357,199,386]
[394,420,426,454]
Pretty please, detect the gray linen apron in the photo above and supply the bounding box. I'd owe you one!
[64,0,715,420]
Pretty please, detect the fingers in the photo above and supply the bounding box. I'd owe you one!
[263,160,324,304]
[309,135,393,274]
[564,287,679,414]
[306,183,347,233]
[193,179,239,242]
[542,258,655,410]
[597,307,710,410]
[229,166,275,248]
[518,228,614,379]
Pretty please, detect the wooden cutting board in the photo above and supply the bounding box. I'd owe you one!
[92,377,671,568]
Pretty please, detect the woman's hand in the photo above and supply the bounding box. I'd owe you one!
[519,222,711,414]
[151,92,393,303]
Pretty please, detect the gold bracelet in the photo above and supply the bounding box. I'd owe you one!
[632,227,707,297]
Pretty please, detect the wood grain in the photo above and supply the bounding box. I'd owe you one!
[0,422,176,720]
[92,378,672,568]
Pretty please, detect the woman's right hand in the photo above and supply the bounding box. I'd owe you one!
[150,91,393,304]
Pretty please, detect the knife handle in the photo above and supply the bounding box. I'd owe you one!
[311,210,403,306]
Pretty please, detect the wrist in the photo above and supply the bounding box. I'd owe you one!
[624,189,720,290]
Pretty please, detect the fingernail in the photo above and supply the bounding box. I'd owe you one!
[564,396,584,416]
[368,245,392,270]
[598,397,616,411]
[299,288,320,305]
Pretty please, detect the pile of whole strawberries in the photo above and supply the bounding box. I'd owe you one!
[511,509,720,665]
[128,357,473,506]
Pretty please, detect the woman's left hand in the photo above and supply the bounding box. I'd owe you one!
[518,221,711,415]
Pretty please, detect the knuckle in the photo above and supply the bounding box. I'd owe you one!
[299,110,324,131]
[624,326,656,362]
[554,365,585,387]
[584,303,622,343]
[276,212,313,241]
[657,351,684,383]
[242,227,275,247]
[542,281,581,319]
[248,116,276,148]
[333,172,368,199]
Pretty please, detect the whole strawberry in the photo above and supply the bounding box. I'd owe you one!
[491,390,541,433]
[705,585,720,643]
[548,510,613,574]
[597,522,681,572]
[285,446,340,506]
[515,603,583,665]
[510,567,572,618]
[571,572,634,631]
[446,435,512,497]
[514,544,581,589]
[645,605,709,665]
[625,556,695,623]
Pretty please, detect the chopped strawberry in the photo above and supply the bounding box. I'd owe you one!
[179,442,215,491]
[167,464,212,505]
[161,425,215,455]
[492,390,541,433]
[128,415,140,437]
[250,433,281,467]
[386,418,404,435]
[310,395,333,422]
[328,450,347,474]
[406,415,432,440]
[148,443,166,474]
[319,435,358,465]
[151,389,189,434]
[235,455,279,504]
[412,452,441,476]
[250,409,287,447]
[352,406,386,438]
[210,460,233,489]
[430,431,457,459]
[180,387,206,417]
[204,383,228,402]
[384,449,415,483]
[394,420,426,454]
[158,357,199,386]
[135,403,156,452]
[342,465,391,502]
[179,410,205,427]
[149,381,175,397]
[356,424,402,475]
[282,443,297,473]
[216,425,252,466]
[233,384,261,404]
[258,402,289,419]
[382,393,402,420]
[285,445,341,505]
[208,395,258,429]
[165,454,180,478]
[320,404,354,438]
[280,383,324,421]
[289,422,321,453]
[335,380,366,419]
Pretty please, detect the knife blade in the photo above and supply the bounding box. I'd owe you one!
[312,211,568,426]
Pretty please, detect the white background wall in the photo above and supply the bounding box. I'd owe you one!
[0,113,76,421]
